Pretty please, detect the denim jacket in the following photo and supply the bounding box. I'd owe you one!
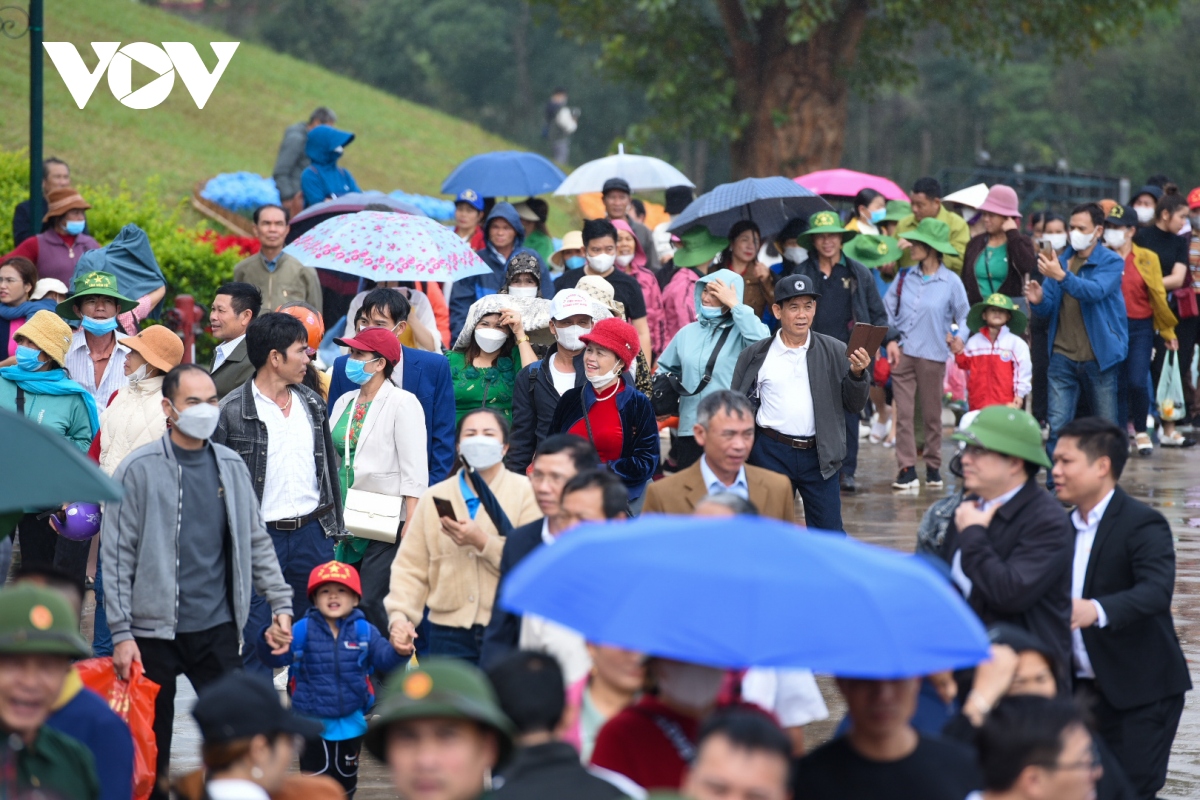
[213,378,345,539]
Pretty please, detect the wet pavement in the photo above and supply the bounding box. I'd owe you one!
[143,436,1200,798]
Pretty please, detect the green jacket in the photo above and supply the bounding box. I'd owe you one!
[0,375,93,451]
[5,725,101,800]
[895,204,971,275]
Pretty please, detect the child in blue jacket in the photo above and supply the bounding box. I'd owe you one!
[259,560,404,797]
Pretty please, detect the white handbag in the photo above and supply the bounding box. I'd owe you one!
[342,405,405,544]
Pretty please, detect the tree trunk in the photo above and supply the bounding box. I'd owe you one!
[718,0,869,178]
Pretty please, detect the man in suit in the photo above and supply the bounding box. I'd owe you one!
[938,406,1075,686]
[327,287,456,484]
[208,282,261,399]
[643,390,795,522]
[1052,417,1191,800]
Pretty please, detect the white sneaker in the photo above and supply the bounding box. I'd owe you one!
[869,420,892,444]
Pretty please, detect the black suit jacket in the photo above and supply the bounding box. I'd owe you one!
[941,479,1075,685]
[480,518,545,670]
[1080,487,1192,710]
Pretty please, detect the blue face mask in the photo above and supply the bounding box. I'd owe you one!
[65,220,86,236]
[345,357,380,385]
[869,208,887,225]
[81,315,118,336]
[565,256,587,270]
[15,345,44,372]
[698,305,725,319]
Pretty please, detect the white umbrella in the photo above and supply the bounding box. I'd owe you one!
[554,144,694,196]
[943,183,989,210]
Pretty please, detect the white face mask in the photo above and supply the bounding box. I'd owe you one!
[1103,228,1127,248]
[784,246,809,264]
[474,327,508,354]
[554,324,587,351]
[169,401,220,441]
[1042,232,1067,251]
[655,661,724,712]
[127,364,150,387]
[459,435,504,470]
[1135,206,1155,224]
[508,285,539,299]
[615,253,635,268]
[587,254,616,274]
[587,369,621,388]
[1069,229,1096,252]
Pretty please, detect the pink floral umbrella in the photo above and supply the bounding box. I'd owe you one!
[282,211,492,281]
[794,168,908,201]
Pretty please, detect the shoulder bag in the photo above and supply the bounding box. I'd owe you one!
[341,403,405,543]
[651,324,733,417]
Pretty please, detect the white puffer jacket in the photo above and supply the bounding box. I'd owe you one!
[98,376,168,476]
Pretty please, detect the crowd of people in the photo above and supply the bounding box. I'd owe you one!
[0,129,1196,800]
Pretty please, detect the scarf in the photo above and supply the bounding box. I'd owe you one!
[0,366,100,434]
[0,298,55,321]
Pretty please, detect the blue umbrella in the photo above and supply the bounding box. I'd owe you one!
[666,176,833,242]
[442,151,567,198]
[501,516,989,677]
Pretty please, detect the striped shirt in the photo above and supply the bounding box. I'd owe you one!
[883,265,970,362]
[64,328,129,408]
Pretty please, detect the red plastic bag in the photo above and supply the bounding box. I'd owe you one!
[76,657,161,800]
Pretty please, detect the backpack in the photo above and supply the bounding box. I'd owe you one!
[289,616,377,712]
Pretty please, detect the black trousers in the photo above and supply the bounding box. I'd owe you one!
[17,512,91,591]
[1030,314,1050,424]
[138,622,242,800]
[1078,681,1185,800]
[300,736,364,797]
[358,538,399,637]
[671,434,704,471]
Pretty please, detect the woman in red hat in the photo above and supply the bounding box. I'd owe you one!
[549,317,659,508]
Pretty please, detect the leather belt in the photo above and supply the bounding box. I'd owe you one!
[267,504,330,531]
[759,427,817,449]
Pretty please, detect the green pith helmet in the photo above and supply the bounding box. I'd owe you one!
[951,405,1051,468]
[0,584,91,659]
[967,293,1028,336]
[363,658,515,766]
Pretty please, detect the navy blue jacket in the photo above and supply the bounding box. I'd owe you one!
[449,203,555,339]
[480,518,546,669]
[549,380,659,501]
[258,607,403,719]
[327,345,457,484]
[47,683,134,800]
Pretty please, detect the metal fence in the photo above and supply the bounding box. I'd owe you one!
[938,167,1129,214]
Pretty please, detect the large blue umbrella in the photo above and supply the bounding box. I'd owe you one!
[666,176,833,242]
[441,151,566,197]
[501,516,989,677]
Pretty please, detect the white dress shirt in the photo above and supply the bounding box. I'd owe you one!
[251,381,321,522]
[212,333,245,371]
[64,328,128,408]
[698,455,749,500]
[1071,489,1114,679]
[950,483,1024,600]
[755,332,815,436]
[741,668,829,728]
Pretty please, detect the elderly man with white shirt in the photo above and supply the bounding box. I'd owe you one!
[730,273,872,533]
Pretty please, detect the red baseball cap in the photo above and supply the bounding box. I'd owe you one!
[307,560,363,599]
[334,325,401,366]
[1188,187,1200,211]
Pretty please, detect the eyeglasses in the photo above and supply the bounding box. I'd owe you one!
[1042,743,1102,773]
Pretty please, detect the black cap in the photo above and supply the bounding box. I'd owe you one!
[777,217,809,244]
[1104,203,1138,228]
[774,273,821,304]
[1132,184,1163,203]
[664,185,694,215]
[192,672,323,743]
[602,178,632,195]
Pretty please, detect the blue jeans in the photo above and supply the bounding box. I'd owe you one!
[1047,352,1120,465]
[92,556,113,656]
[242,518,334,676]
[749,432,843,533]
[427,623,485,665]
[1119,318,1155,433]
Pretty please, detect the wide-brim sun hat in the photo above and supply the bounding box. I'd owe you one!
[967,293,1028,337]
[673,227,728,268]
[951,405,1051,468]
[797,210,857,249]
[122,324,185,373]
[42,187,91,222]
[845,234,901,268]
[550,230,584,268]
[882,200,911,223]
[975,185,1021,218]
[899,218,960,257]
[580,316,640,371]
[56,271,138,319]
[29,278,69,301]
[14,310,74,367]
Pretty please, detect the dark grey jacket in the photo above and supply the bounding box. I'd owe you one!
[209,338,255,400]
[731,331,870,479]
[213,379,344,539]
[101,433,292,644]
[506,347,585,474]
[272,121,309,199]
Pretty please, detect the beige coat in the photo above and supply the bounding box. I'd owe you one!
[98,376,168,475]
[641,459,797,523]
[385,466,539,630]
[330,379,428,503]
[233,251,322,313]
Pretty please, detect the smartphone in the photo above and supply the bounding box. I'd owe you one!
[433,497,458,522]
[1038,240,1055,258]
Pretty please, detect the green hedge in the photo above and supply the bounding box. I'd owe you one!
[1,148,240,360]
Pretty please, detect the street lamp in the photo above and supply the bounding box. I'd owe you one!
[1,0,41,227]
